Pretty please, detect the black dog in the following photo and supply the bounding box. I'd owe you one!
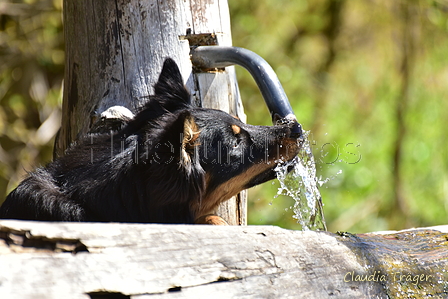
[0,59,301,224]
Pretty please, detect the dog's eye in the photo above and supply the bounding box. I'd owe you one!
[232,125,243,147]
[233,134,243,148]
[231,124,243,148]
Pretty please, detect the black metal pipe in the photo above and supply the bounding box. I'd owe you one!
[191,46,302,137]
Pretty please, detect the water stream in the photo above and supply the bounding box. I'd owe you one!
[275,131,328,231]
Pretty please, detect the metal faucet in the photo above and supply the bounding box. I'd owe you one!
[191,46,303,138]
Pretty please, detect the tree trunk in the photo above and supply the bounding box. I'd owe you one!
[1,220,447,298]
[56,0,246,225]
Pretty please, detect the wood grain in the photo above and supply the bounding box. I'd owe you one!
[1,221,447,298]
[55,0,246,225]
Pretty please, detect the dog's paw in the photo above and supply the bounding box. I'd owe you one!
[195,214,229,225]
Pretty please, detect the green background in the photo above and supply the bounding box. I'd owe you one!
[1,0,447,233]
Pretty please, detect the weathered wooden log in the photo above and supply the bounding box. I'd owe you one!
[55,0,246,225]
[0,221,447,298]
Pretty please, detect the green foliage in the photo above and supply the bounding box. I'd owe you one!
[1,0,447,233]
[0,0,63,199]
[230,0,448,232]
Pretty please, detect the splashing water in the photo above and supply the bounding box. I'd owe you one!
[275,131,327,231]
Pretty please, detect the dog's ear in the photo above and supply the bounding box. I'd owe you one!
[118,59,190,136]
[147,110,201,170]
[146,111,205,209]
[154,58,191,108]
[180,114,200,168]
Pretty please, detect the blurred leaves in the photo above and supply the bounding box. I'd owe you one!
[0,0,63,198]
[230,0,448,232]
[1,0,448,233]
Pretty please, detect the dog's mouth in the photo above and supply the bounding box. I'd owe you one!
[244,168,277,189]
[244,125,302,187]
[244,142,301,189]
[195,142,301,217]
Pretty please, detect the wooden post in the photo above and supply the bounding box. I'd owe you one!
[56,0,246,225]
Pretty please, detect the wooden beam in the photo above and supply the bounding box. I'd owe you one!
[1,221,447,298]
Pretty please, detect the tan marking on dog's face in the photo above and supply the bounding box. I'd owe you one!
[231,124,241,135]
[190,164,266,218]
[278,137,301,161]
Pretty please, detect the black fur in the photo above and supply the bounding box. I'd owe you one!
[0,58,301,223]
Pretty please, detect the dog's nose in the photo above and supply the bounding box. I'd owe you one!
[290,122,303,139]
[275,116,303,140]
[275,114,302,140]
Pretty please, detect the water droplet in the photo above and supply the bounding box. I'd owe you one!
[273,130,327,231]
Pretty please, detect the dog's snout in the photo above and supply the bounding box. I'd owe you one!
[290,122,302,139]
[275,116,303,140]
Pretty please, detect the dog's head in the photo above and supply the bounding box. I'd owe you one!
[124,58,302,218]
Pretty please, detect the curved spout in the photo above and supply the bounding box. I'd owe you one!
[191,46,302,137]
